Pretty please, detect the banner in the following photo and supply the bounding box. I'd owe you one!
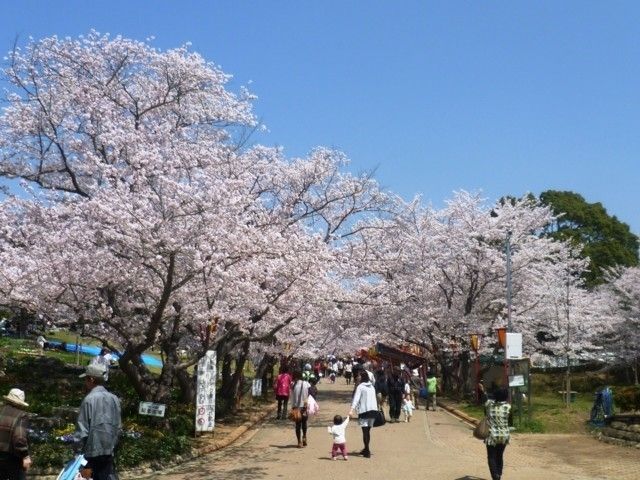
[195,350,216,432]
[251,378,262,397]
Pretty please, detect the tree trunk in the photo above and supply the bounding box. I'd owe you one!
[176,367,196,403]
[255,354,275,397]
[118,353,153,400]
[230,341,250,409]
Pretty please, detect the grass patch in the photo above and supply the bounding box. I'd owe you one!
[455,385,596,434]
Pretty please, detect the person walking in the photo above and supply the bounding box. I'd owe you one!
[374,369,388,412]
[426,371,438,411]
[274,366,293,420]
[348,370,378,458]
[387,370,404,422]
[0,388,31,480]
[290,371,310,448]
[74,364,122,480]
[484,388,511,480]
[344,361,353,385]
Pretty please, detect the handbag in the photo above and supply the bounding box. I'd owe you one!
[307,395,319,416]
[288,380,306,422]
[473,416,489,440]
[373,409,386,427]
[288,407,302,422]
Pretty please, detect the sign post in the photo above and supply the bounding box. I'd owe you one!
[138,402,166,418]
[195,350,216,434]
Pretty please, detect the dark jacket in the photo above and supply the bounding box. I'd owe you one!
[0,404,29,459]
[374,375,389,395]
[388,376,404,396]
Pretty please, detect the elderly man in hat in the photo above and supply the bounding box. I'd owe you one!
[74,364,122,480]
[0,388,31,479]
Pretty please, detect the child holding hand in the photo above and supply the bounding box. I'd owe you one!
[327,414,350,460]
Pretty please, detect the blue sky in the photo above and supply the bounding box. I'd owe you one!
[1,1,639,233]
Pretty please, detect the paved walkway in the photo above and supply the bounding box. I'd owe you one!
[148,381,639,480]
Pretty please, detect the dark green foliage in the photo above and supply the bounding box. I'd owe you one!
[540,190,639,287]
[30,442,69,469]
[614,385,640,413]
[116,434,192,469]
[0,348,196,471]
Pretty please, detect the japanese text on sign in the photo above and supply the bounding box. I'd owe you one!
[138,401,166,417]
[195,350,216,432]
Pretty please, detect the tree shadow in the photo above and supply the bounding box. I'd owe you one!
[454,476,488,480]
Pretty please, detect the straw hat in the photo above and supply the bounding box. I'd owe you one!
[3,388,29,408]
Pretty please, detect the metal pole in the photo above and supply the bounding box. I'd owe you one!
[565,279,571,407]
[475,352,480,403]
[505,231,513,402]
[506,231,513,332]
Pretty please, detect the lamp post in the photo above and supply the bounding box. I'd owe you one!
[470,333,482,403]
[506,231,513,332]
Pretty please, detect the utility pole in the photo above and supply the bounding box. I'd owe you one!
[506,231,513,332]
[565,279,571,407]
[505,231,513,403]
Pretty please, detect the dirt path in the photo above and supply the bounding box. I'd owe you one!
[142,381,639,480]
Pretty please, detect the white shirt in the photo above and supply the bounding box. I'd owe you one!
[327,417,349,444]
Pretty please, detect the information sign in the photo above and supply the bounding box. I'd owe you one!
[195,350,216,432]
[138,401,166,417]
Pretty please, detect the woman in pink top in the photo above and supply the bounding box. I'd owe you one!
[274,366,293,420]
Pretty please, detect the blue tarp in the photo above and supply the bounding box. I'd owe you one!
[47,341,163,367]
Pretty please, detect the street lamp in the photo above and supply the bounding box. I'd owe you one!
[505,231,513,332]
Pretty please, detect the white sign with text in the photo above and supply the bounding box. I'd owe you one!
[506,332,523,359]
[138,401,166,417]
[195,350,217,432]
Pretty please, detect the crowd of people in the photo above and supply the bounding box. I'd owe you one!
[273,355,511,480]
[273,356,443,459]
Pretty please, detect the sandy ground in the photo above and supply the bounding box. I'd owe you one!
[142,381,640,480]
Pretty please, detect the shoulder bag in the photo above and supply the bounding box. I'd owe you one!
[473,416,489,440]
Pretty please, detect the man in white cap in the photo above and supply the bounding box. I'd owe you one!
[0,388,31,479]
[74,364,122,480]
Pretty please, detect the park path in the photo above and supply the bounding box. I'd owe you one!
[146,381,639,480]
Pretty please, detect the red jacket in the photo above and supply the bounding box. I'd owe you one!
[274,373,293,396]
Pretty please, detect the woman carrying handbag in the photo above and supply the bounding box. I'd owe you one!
[290,371,310,448]
[348,370,378,458]
[484,388,511,480]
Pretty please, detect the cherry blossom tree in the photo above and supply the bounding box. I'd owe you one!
[599,267,640,383]
[342,192,598,393]
[0,33,394,404]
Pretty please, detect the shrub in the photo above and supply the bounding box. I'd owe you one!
[116,434,192,469]
[31,442,70,469]
[614,385,640,413]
